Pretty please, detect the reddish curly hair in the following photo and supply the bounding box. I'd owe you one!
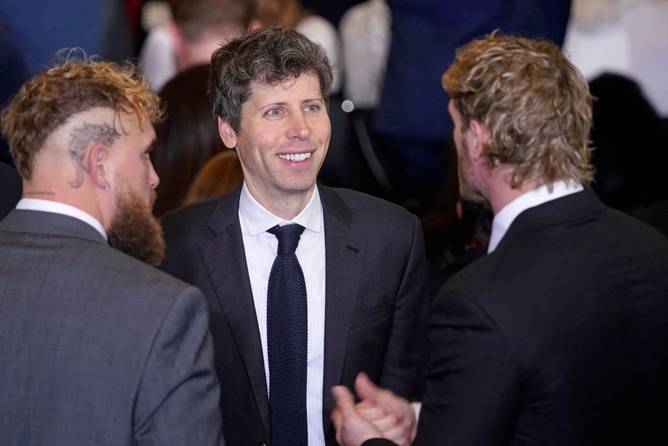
[1,59,161,180]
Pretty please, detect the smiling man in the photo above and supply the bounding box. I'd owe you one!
[160,27,428,446]
[0,60,223,444]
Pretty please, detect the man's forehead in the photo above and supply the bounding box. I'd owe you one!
[246,73,323,101]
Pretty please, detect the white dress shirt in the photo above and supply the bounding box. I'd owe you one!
[16,198,107,240]
[488,180,583,253]
[238,183,326,446]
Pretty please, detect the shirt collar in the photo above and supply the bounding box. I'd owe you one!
[238,183,323,236]
[16,198,108,240]
[487,180,583,253]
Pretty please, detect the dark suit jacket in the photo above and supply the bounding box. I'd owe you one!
[161,185,428,445]
[0,161,21,220]
[0,210,223,445]
[413,189,668,445]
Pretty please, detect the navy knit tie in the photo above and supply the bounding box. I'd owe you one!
[267,224,308,446]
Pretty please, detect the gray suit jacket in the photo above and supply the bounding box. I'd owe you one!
[161,185,428,446]
[0,210,224,445]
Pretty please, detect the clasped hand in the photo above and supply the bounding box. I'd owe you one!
[331,373,416,446]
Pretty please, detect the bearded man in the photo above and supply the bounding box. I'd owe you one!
[0,60,223,445]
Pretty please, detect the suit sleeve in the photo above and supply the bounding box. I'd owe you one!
[361,439,397,446]
[414,291,521,446]
[133,286,224,446]
[379,215,429,401]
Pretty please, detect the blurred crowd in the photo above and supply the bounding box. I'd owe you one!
[1,0,667,285]
[2,2,668,445]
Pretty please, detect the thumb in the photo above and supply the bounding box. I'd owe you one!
[354,372,382,404]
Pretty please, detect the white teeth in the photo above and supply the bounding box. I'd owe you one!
[279,152,312,162]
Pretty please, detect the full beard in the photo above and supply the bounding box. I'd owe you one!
[108,187,165,266]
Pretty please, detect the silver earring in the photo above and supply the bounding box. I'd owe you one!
[104,181,110,191]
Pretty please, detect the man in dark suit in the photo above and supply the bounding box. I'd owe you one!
[0,161,21,219]
[331,34,668,446]
[0,59,223,445]
[161,27,428,446]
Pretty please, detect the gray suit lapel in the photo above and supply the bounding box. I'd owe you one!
[198,191,270,434]
[319,186,365,432]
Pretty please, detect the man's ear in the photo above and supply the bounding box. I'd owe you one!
[218,117,238,149]
[468,119,490,161]
[85,144,110,190]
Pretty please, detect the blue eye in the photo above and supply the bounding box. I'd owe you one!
[305,103,320,113]
[266,108,282,118]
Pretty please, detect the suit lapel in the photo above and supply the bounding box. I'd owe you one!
[198,190,271,434]
[319,186,365,432]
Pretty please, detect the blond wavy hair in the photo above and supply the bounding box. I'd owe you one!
[443,34,593,188]
[1,59,161,180]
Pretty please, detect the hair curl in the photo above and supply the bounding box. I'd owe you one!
[1,58,160,180]
[443,33,593,188]
[210,26,332,132]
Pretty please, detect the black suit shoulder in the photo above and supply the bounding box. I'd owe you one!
[161,195,223,237]
[421,192,668,445]
[322,186,419,226]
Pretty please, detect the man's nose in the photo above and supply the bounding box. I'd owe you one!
[287,112,310,140]
[148,161,159,189]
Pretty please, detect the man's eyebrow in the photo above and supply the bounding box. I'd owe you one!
[258,101,286,109]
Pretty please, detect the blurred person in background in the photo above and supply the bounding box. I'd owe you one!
[0,0,134,75]
[183,150,244,206]
[371,0,572,212]
[140,0,254,90]
[253,0,342,95]
[0,17,30,165]
[0,161,21,220]
[151,63,226,216]
[564,0,668,117]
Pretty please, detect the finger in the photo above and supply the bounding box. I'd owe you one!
[331,385,356,416]
[354,372,382,402]
[331,406,342,429]
[356,404,386,421]
[368,413,399,432]
[355,373,402,413]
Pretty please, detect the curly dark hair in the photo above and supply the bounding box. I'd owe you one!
[209,26,332,132]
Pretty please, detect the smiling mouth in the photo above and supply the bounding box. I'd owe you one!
[278,152,312,162]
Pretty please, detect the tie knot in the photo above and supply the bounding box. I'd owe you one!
[268,224,305,255]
